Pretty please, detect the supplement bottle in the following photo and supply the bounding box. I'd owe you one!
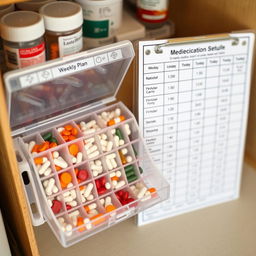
[75,0,122,49]
[0,11,46,70]
[137,0,168,29]
[16,0,56,12]
[40,1,83,59]
[0,4,15,71]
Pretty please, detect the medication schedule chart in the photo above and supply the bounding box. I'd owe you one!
[137,34,255,225]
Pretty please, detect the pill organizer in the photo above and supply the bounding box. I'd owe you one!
[4,41,169,247]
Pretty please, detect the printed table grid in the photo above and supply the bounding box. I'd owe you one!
[144,56,246,208]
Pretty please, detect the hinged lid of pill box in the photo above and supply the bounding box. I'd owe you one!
[4,41,134,136]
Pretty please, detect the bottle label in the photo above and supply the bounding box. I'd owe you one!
[4,42,45,70]
[137,0,168,23]
[58,28,83,57]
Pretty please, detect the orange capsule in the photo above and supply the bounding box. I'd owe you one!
[38,142,49,152]
[49,142,57,148]
[64,125,73,131]
[68,144,79,156]
[68,135,76,141]
[107,115,125,126]
[71,128,78,136]
[60,172,72,186]
[55,165,62,171]
[111,176,119,181]
[76,217,86,232]
[32,144,40,153]
[79,185,85,191]
[148,187,156,194]
[62,130,71,136]
[90,214,105,226]
[105,205,116,212]
[118,151,127,164]
[34,157,43,165]
[74,168,79,176]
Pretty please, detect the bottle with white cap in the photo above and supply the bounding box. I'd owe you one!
[0,11,46,70]
[0,4,15,71]
[40,1,83,60]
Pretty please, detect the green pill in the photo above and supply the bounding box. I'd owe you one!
[127,175,137,183]
[42,132,52,141]
[139,167,143,174]
[125,169,135,178]
[132,145,137,156]
[115,128,124,140]
[124,165,134,173]
[49,137,58,144]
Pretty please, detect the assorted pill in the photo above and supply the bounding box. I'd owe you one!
[97,133,113,152]
[130,182,156,201]
[109,170,126,189]
[84,137,100,159]
[95,176,111,195]
[78,119,101,136]
[68,144,83,164]
[23,104,159,237]
[58,124,79,142]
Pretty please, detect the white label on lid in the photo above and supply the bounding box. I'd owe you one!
[19,49,123,88]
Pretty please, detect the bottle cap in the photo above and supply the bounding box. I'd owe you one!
[40,1,83,33]
[16,0,56,12]
[0,11,45,42]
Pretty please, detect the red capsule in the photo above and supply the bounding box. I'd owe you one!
[51,200,62,214]
[77,170,88,181]
[66,204,72,210]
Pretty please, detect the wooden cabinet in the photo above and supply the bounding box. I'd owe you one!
[1,1,256,255]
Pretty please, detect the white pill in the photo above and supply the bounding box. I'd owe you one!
[85,137,95,144]
[115,108,121,117]
[69,210,79,217]
[101,133,107,140]
[84,143,92,151]
[109,111,115,119]
[80,121,86,127]
[72,157,77,164]
[43,180,49,187]
[66,224,72,232]
[84,218,92,230]
[100,140,108,146]
[112,180,118,187]
[111,129,116,134]
[121,148,128,155]
[137,187,148,199]
[110,158,117,169]
[105,182,111,190]
[84,183,93,198]
[86,203,97,211]
[54,157,68,169]
[47,199,53,207]
[109,172,115,178]
[130,185,136,191]
[42,157,47,163]
[76,152,83,164]
[124,124,131,135]
[115,180,125,189]
[88,150,99,159]
[114,136,119,146]
[38,160,51,175]
[81,196,86,203]
[87,194,94,201]
[86,120,96,128]
[119,139,125,146]
[52,151,59,159]
[28,140,36,153]
[58,217,65,224]
[52,185,58,194]
[116,171,122,177]
[105,158,113,170]
[67,183,73,188]
[70,190,76,199]
[100,198,105,205]
[91,164,102,172]
[45,178,55,195]
[83,128,95,135]
[126,156,132,163]
[43,168,52,177]
[106,153,116,159]
[63,191,71,197]
[106,141,113,152]
[92,170,98,177]
[87,145,97,154]
[57,127,64,133]
[95,160,102,166]
[64,196,73,203]
[69,201,78,207]
[105,196,112,207]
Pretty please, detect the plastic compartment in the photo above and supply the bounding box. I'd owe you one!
[9,42,169,247]
[41,128,65,145]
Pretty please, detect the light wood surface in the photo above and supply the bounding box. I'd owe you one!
[171,0,256,163]
[34,163,256,256]
[0,77,39,256]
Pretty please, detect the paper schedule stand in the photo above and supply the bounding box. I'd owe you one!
[136,32,255,225]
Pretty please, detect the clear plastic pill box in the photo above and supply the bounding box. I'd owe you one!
[4,41,169,247]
